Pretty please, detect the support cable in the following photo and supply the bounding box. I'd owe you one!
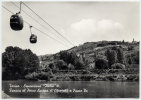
[11,2,66,44]
[22,2,75,46]
[2,5,69,48]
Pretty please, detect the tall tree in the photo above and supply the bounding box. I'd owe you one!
[116,48,124,64]
[105,49,117,68]
[2,46,39,80]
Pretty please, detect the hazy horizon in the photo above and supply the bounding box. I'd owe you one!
[2,39,139,56]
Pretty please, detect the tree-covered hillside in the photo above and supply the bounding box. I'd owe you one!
[2,41,139,81]
[39,41,139,70]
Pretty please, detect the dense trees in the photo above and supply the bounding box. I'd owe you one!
[125,50,139,68]
[105,49,117,68]
[55,60,68,70]
[2,46,39,80]
[95,58,108,69]
[105,47,126,69]
[59,51,84,70]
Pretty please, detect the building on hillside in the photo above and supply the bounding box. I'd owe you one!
[132,38,137,44]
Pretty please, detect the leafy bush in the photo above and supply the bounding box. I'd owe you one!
[25,71,53,81]
[67,63,75,70]
[95,58,108,69]
[24,72,38,80]
[127,64,139,69]
[37,72,51,80]
[125,50,139,65]
[55,60,68,70]
[111,63,126,69]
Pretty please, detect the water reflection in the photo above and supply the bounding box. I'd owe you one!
[2,81,139,98]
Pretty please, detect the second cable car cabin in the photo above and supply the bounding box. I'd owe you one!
[10,13,23,31]
[30,34,37,43]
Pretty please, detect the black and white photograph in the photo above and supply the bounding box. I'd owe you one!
[1,0,140,99]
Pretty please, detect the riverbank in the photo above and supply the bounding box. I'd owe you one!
[23,69,139,82]
[48,74,139,82]
[24,73,139,82]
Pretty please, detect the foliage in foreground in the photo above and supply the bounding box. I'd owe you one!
[2,46,39,80]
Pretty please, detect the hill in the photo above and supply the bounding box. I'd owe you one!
[2,41,139,81]
[39,40,139,70]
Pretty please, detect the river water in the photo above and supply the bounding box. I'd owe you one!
[2,81,139,98]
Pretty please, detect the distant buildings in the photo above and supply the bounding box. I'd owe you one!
[132,38,138,44]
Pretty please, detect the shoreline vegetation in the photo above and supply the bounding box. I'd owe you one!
[25,69,139,82]
[2,41,139,82]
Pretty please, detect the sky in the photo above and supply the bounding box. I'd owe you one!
[2,1,140,55]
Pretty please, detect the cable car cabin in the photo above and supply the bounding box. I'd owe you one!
[30,34,37,43]
[10,14,23,31]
